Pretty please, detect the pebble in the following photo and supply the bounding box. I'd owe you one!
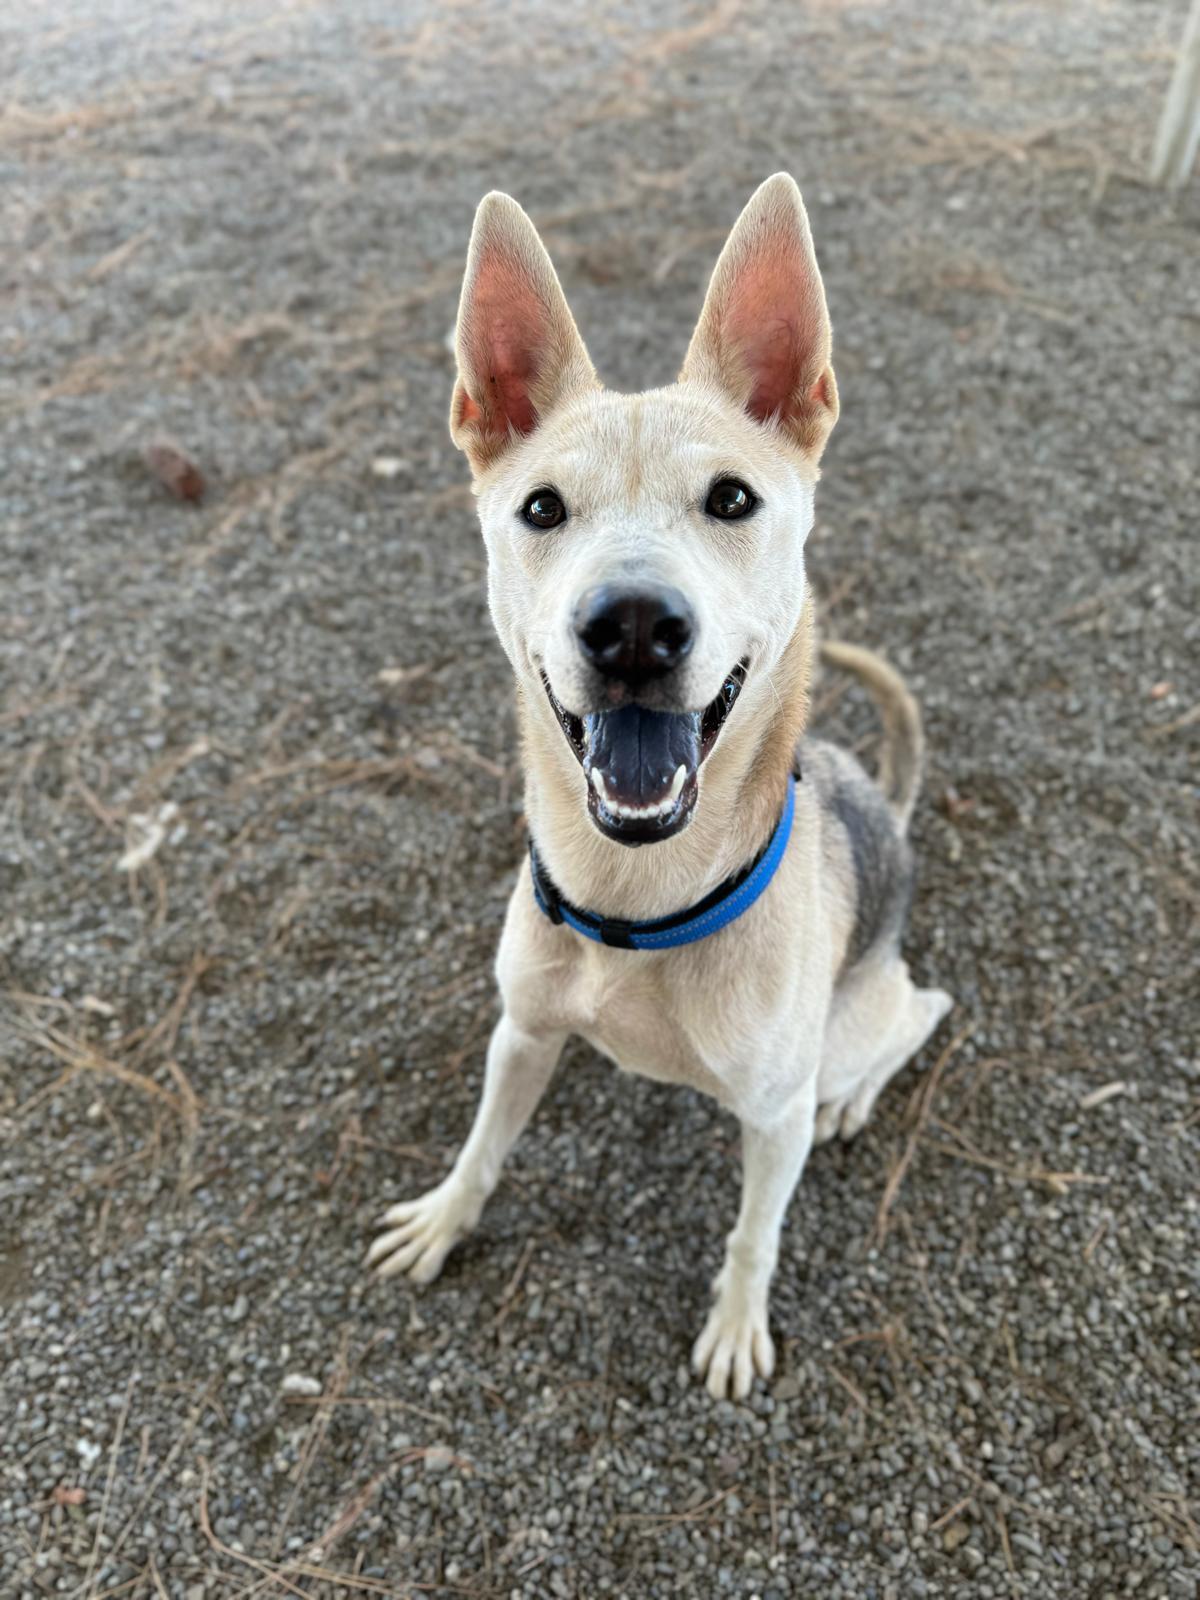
[279,1373,322,1397]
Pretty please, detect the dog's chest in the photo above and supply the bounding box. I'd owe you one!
[555,944,738,1101]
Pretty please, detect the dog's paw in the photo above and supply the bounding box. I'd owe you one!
[691,1283,775,1401]
[366,1181,483,1285]
[814,986,956,1146]
[813,1090,869,1146]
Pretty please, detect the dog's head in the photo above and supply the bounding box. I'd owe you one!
[450,174,837,846]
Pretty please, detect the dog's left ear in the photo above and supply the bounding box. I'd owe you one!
[679,173,838,460]
[450,192,598,475]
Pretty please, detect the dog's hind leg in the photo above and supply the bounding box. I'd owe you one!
[813,957,952,1146]
[367,1014,565,1284]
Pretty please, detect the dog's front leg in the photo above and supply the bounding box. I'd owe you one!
[692,1075,818,1400]
[368,1014,564,1284]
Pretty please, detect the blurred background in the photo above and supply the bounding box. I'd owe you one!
[2,2,1197,1596]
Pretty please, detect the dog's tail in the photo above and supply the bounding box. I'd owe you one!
[819,640,924,832]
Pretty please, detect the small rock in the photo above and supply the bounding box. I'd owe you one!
[142,440,205,502]
[280,1373,322,1397]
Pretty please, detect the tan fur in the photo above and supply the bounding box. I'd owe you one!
[369,176,952,1402]
[819,639,924,829]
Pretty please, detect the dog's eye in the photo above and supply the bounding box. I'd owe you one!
[706,480,756,519]
[522,490,567,530]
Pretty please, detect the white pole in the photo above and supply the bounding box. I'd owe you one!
[1151,0,1200,186]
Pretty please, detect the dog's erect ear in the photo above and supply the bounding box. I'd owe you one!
[679,174,838,460]
[450,192,598,474]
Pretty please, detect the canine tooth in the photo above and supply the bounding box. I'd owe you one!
[590,768,605,798]
[669,764,686,801]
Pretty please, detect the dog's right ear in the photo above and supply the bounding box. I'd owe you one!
[450,193,598,475]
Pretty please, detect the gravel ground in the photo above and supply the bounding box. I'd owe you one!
[2,1,1198,1595]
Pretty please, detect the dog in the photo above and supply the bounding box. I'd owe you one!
[368,174,952,1399]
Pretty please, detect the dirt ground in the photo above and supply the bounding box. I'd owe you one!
[2,1,1198,1596]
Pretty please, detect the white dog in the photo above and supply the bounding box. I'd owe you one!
[369,175,952,1400]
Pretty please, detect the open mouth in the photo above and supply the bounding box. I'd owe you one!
[541,660,748,845]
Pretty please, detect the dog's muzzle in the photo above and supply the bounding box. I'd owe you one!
[541,660,748,845]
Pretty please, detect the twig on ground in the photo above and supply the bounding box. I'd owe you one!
[926,1118,1111,1195]
[79,1374,136,1599]
[873,1022,973,1246]
[269,1328,352,1560]
[282,1394,450,1427]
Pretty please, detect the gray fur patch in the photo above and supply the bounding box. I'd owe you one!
[828,779,914,967]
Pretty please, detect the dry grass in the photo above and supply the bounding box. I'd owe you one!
[6,947,211,1213]
[10,1007,193,1123]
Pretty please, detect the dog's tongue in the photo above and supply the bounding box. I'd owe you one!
[583,704,700,810]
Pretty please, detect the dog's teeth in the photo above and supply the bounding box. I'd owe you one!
[670,764,687,801]
[614,797,671,820]
[590,772,684,822]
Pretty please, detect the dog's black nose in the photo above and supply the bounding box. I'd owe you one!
[573,585,695,683]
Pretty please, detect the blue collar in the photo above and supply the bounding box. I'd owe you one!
[529,772,796,950]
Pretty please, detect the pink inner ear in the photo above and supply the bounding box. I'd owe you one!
[722,250,821,425]
[465,251,547,438]
[809,370,833,409]
[741,316,802,424]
